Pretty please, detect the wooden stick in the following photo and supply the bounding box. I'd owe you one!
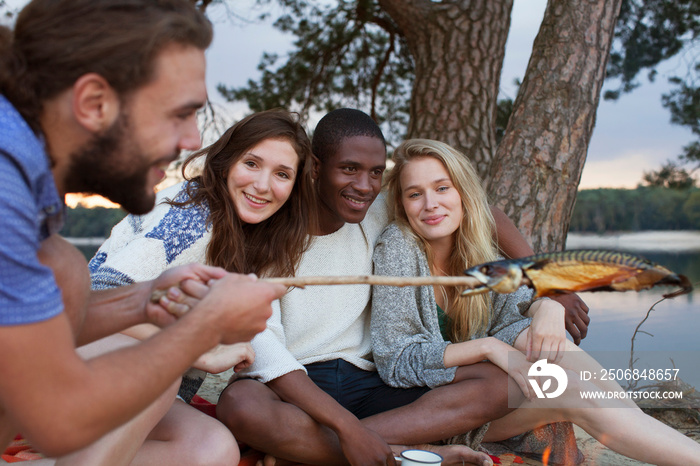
[150,275,486,303]
[263,275,485,288]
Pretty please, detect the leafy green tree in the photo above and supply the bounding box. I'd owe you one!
[642,160,696,189]
[604,0,699,173]
[662,71,700,165]
[605,0,698,98]
[217,0,413,143]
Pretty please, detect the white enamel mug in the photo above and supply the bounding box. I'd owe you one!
[399,449,443,465]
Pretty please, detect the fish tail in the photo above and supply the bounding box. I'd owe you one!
[661,274,694,298]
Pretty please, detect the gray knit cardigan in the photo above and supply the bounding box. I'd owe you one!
[371,223,533,389]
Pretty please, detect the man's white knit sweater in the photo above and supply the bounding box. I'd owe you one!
[242,195,389,383]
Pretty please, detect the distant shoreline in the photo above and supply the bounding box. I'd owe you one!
[67,231,700,253]
[566,230,700,252]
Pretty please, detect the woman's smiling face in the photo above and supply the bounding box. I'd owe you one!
[227,138,299,224]
[400,156,463,246]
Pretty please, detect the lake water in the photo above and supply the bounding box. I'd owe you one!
[572,249,700,393]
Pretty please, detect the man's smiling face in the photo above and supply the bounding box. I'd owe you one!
[315,135,386,235]
[64,44,206,214]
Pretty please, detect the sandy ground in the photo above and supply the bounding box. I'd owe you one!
[566,230,700,252]
[198,369,233,404]
[198,372,700,465]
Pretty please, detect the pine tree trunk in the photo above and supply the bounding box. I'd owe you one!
[378,0,513,177]
[488,0,623,252]
[381,0,622,251]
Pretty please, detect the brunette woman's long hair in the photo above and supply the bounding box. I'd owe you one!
[385,139,498,342]
[174,109,316,278]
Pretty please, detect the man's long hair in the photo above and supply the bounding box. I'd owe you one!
[0,0,212,133]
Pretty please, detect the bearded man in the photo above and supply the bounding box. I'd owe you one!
[0,1,285,462]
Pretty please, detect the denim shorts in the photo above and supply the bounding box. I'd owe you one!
[305,359,430,419]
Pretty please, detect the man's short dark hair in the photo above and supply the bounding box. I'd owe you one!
[311,108,386,163]
[0,0,212,133]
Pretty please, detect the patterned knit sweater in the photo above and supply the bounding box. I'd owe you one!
[88,181,211,402]
[89,181,211,288]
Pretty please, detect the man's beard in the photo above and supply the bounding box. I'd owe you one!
[64,113,170,215]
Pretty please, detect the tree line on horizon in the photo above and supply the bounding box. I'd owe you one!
[569,187,700,232]
[61,206,126,239]
[60,186,700,240]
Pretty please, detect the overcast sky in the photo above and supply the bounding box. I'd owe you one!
[6,0,697,190]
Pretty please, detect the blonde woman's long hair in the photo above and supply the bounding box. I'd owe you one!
[385,139,498,342]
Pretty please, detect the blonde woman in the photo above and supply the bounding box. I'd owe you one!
[371,138,700,465]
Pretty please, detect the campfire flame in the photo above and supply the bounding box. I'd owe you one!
[542,446,552,466]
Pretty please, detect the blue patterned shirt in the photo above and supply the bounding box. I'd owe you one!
[0,95,64,325]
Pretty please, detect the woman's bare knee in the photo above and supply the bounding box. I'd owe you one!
[216,379,299,453]
[146,400,238,465]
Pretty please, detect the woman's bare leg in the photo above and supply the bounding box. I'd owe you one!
[483,371,700,466]
[52,384,180,466]
[513,329,637,407]
[13,335,179,466]
[73,334,238,466]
